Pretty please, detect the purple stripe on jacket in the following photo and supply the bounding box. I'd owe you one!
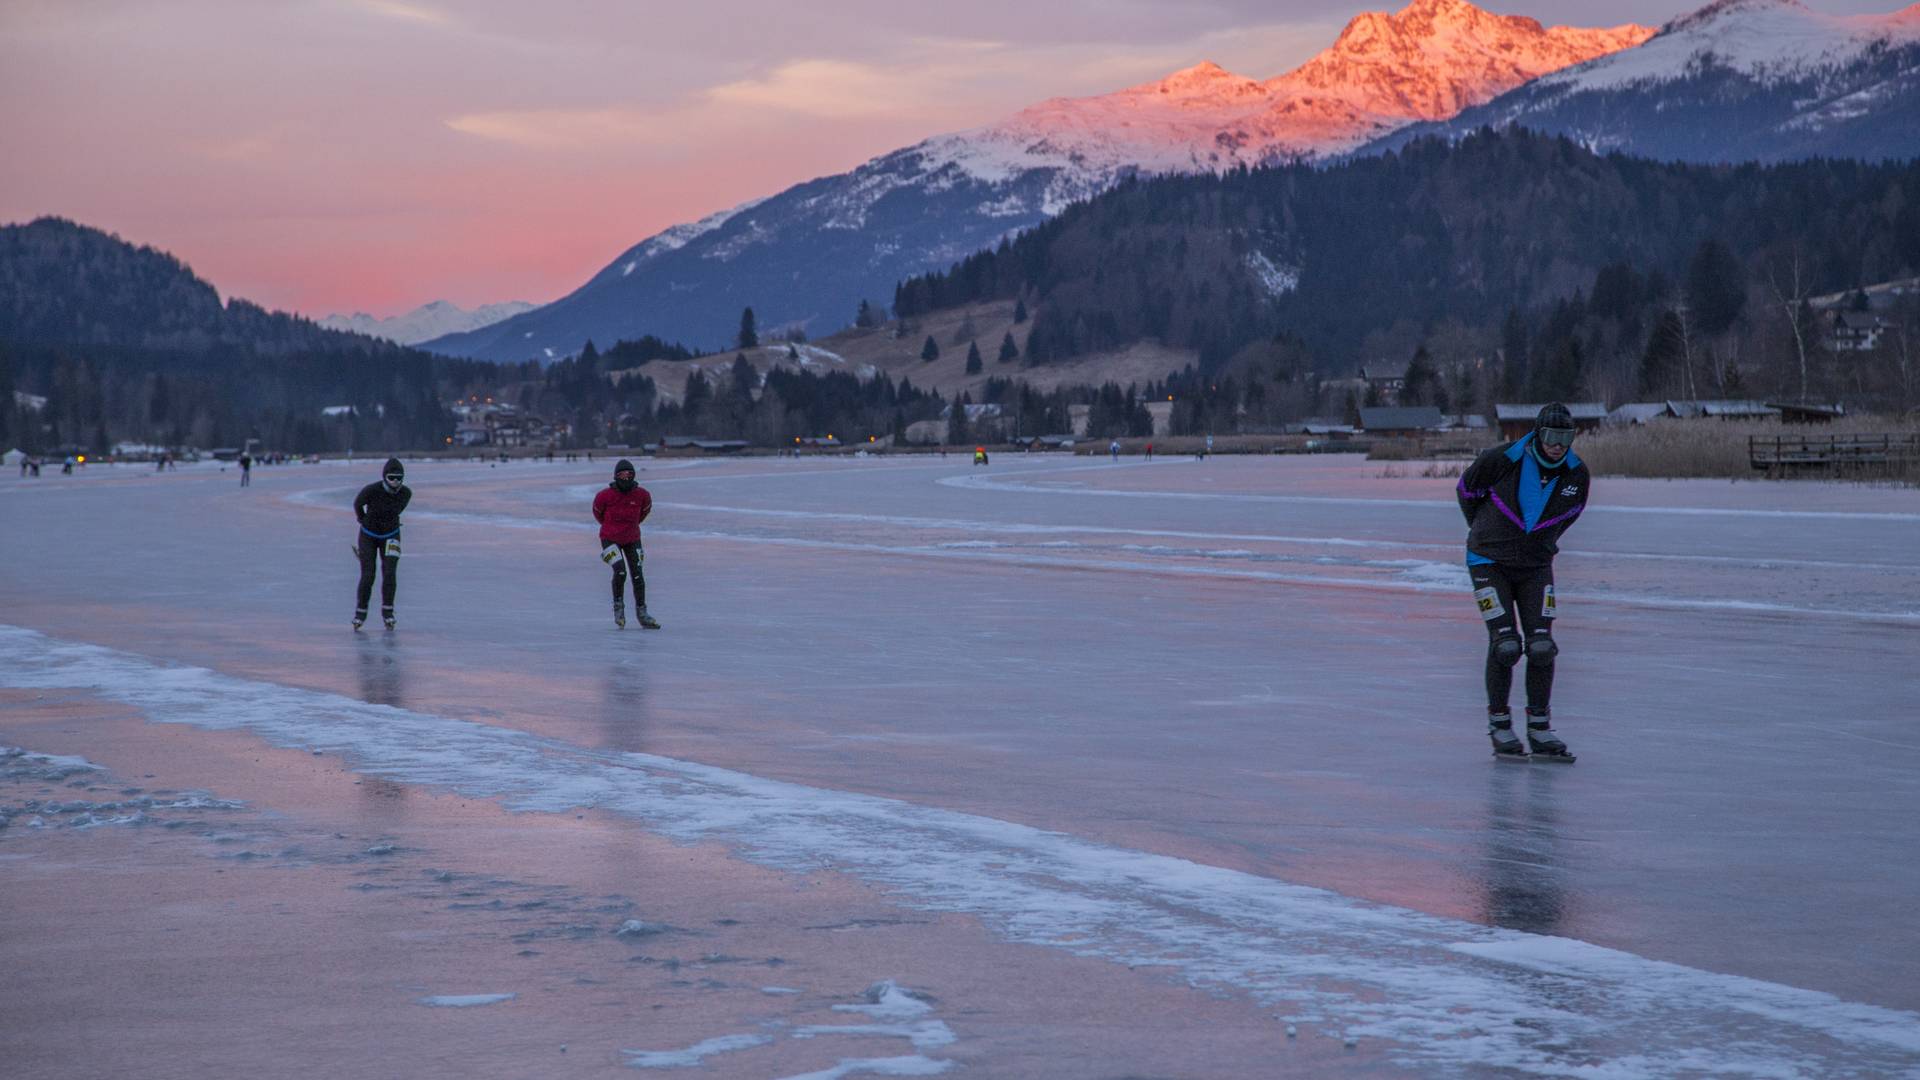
[1533,504,1584,532]
[1487,491,1526,530]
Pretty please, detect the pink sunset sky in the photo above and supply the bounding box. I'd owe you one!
[0,0,1897,319]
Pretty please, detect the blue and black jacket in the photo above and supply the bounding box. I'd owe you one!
[1456,434,1590,569]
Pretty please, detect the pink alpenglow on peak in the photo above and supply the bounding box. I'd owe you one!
[937,0,1655,186]
[1281,0,1657,120]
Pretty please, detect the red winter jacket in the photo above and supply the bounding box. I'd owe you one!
[592,482,652,544]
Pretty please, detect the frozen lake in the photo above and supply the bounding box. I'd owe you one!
[4,453,1918,1077]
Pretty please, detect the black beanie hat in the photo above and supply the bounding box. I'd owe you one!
[614,459,635,477]
[1535,403,1574,430]
[383,457,405,479]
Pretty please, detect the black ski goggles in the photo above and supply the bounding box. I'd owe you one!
[1537,427,1576,449]
[384,473,404,484]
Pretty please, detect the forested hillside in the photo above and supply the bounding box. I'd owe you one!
[0,219,525,452]
[894,129,1920,408]
[0,219,945,453]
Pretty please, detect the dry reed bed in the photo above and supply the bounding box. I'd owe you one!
[1576,416,1920,482]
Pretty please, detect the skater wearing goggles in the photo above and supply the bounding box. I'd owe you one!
[1455,403,1589,762]
[352,458,412,630]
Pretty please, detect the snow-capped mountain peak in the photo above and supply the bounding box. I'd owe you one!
[322,299,535,346]
[422,1,1657,360]
[954,0,1653,179]
[1362,0,1920,167]
[1534,0,1920,91]
[1280,0,1655,120]
[1132,60,1267,102]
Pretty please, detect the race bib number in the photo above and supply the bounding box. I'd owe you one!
[1473,586,1505,621]
[601,544,623,567]
[383,539,402,558]
[1542,585,1556,619]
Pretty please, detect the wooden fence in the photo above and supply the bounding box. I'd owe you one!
[1748,433,1920,475]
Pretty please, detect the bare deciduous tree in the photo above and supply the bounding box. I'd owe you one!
[1767,249,1813,402]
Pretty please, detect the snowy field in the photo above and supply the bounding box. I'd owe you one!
[2,453,1918,1078]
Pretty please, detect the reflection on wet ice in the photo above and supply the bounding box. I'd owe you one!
[1480,768,1567,936]
[600,657,653,754]
[356,637,405,709]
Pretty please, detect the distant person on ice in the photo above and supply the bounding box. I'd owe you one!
[593,459,658,629]
[239,452,252,487]
[352,458,411,631]
[1455,403,1589,762]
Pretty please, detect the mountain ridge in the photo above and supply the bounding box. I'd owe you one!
[1360,0,1920,162]
[320,300,535,346]
[421,0,1652,362]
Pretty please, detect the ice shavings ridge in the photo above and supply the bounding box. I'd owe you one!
[4,624,1918,1077]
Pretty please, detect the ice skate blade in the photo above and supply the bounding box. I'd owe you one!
[1492,751,1531,763]
[1530,752,1576,764]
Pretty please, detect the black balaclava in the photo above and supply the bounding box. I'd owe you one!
[612,459,636,493]
[382,457,405,492]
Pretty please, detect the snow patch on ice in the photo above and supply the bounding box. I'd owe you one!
[794,1018,954,1052]
[835,981,933,1021]
[787,982,955,1076]
[623,1032,772,1068]
[777,1052,954,1078]
[5,623,1919,1076]
[1,748,247,834]
[1395,561,1471,590]
[0,746,101,782]
[419,993,515,1008]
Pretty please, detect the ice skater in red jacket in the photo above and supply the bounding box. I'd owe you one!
[592,458,658,629]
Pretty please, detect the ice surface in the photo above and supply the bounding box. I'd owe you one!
[4,455,1919,1075]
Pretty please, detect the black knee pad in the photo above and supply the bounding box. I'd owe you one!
[1491,636,1523,667]
[1527,635,1558,665]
